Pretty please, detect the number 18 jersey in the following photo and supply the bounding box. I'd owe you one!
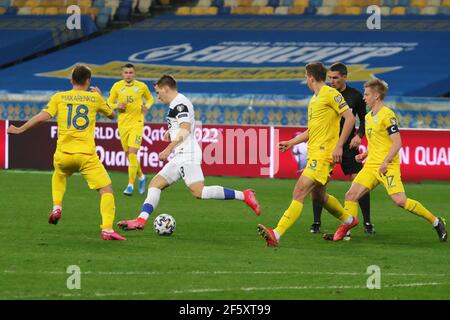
[43,90,114,154]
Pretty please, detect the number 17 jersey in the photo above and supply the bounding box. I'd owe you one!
[43,90,114,154]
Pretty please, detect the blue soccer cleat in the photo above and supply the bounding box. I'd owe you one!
[138,175,147,195]
[123,185,134,196]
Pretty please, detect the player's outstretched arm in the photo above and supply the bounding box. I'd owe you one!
[279,129,309,152]
[7,111,52,135]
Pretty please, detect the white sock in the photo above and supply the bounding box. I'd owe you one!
[53,205,62,211]
[201,186,245,201]
[139,187,161,220]
[102,229,114,233]
[432,218,439,227]
[139,175,146,181]
[128,183,133,188]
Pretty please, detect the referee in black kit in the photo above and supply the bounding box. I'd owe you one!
[310,62,374,237]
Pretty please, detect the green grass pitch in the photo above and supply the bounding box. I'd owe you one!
[0,170,449,300]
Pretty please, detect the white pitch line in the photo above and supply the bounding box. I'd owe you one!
[3,282,450,299]
[3,270,449,277]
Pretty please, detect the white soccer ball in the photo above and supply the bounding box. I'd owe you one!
[154,214,176,236]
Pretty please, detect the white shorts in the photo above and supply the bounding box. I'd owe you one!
[158,154,204,186]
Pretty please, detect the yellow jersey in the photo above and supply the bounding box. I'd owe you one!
[307,85,349,158]
[107,80,154,129]
[43,90,113,154]
[365,106,400,167]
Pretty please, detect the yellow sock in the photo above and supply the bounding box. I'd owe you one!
[52,171,66,207]
[100,193,115,230]
[274,200,303,237]
[323,194,351,222]
[128,153,139,184]
[404,198,436,224]
[344,200,359,218]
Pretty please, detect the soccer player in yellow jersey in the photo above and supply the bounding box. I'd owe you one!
[331,79,447,242]
[108,63,154,196]
[257,62,357,247]
[7,65,126,241]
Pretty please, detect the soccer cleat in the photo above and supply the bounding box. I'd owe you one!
[243,189,261,216]
[333,216,359,241]
[48,208,62,225]
[257,224,278,247]
[310,222,321,234]
[117,217,147,231]
[434,217,448,242]
[123,185,134,196]
[138,175,147,195]
[364,222,376,235]
[101,230,126,241]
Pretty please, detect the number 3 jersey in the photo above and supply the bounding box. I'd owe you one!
[166,93,202,162]
[43,90,114,154]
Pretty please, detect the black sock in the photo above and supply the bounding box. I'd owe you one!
[359,193,371,224]
[313,200,323,224]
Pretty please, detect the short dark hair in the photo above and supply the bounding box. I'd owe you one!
[154,74,177,90]
[71,64,91,85]
[329,62,348,76]
[122,63,135,69]
[305,62,327,82]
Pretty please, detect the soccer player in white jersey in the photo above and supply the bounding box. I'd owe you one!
[117,75,261,231]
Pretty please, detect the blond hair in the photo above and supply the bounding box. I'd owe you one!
[364,79,389,100]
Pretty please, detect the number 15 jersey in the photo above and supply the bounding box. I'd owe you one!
[43,90,114,155]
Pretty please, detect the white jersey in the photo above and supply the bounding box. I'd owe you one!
[166,93,202,162]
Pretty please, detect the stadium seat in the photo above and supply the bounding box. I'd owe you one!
[224,0,238,6]
[442,0,450,4]
[267,0,280,6]
[316,5,333,14]
[322,0,337,5]
[391,5,406,13]
[24,0,39,7]
[96,13,109,27]
[274,5,289,13]
[426,0,441,5]
[420,6,438,13]
[411,0,427,6]
[253,0,269,5]
[438,6,450,13]
[138,0,152,13]
[337,0,354,5]
[406,5,420,13]
[231,6,259,13]
[45,7,59,15]
[31,6,45,15]
[258,5,274,13]
[346,6,362,14]
[238,0,253,5]
[359,0,381,5]
[294,0,308,6]
[191,6,219,14]
[288,5,305,13]
[0,7,5,14]
[175,6,191,15]
[17,7,31,14]
[381,5,391,14]
[12,0,26,6]
[197,0,213,6]
[5,5,17,13]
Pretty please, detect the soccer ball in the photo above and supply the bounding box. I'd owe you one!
[154,214,176,236]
